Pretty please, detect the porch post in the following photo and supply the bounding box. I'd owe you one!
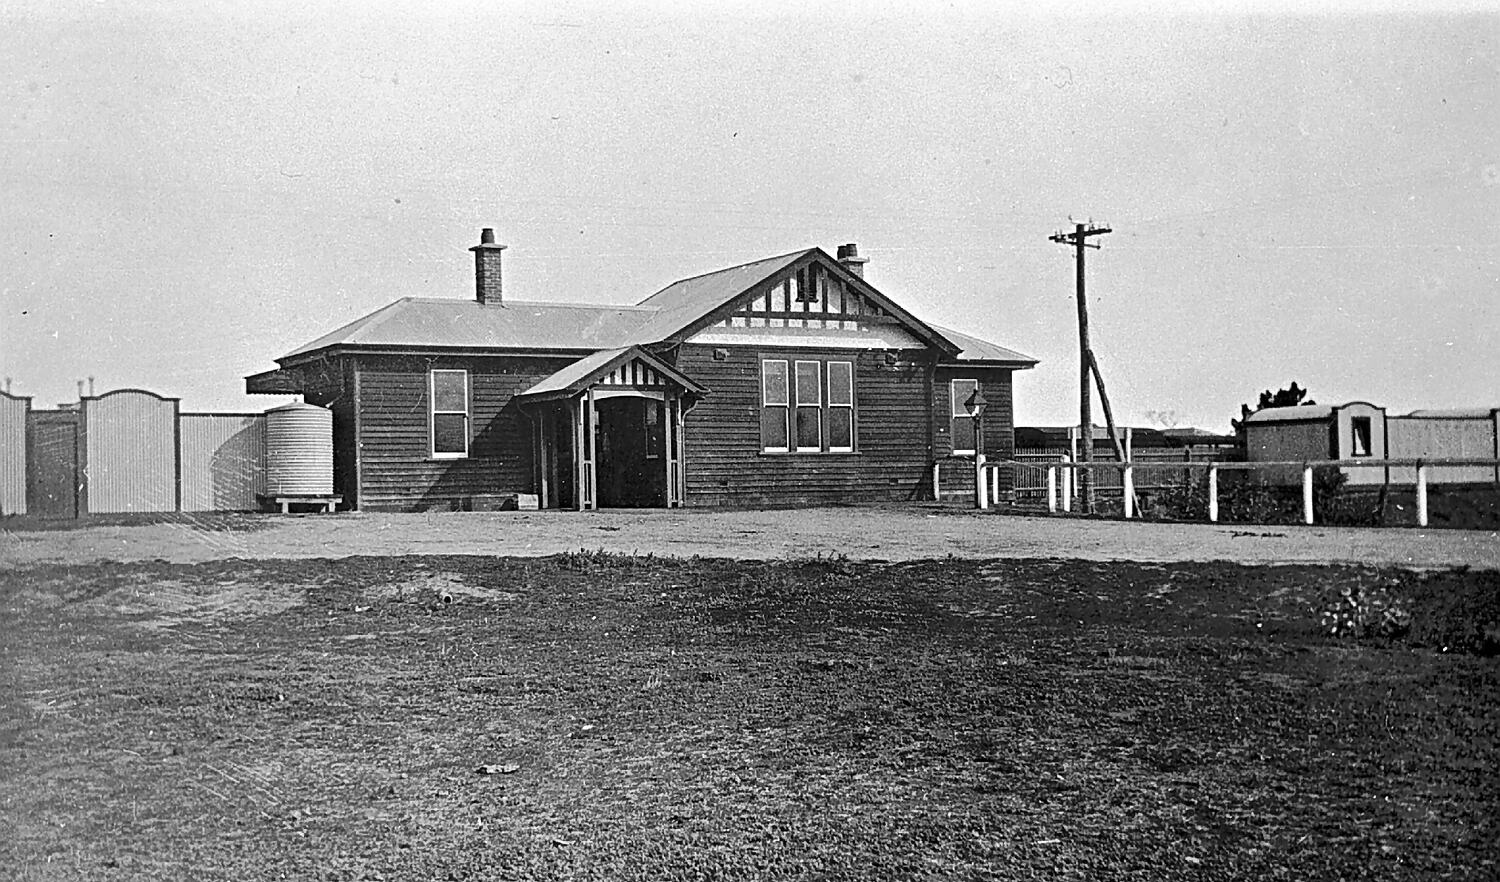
[572,397,585,511]
[585,389,598,510]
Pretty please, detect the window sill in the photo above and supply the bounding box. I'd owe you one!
[759,450,862,457]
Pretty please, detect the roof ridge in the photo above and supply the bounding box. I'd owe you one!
[399,296,656,312]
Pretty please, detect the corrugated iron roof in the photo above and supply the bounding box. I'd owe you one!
[282,298,656,360]
[1402,407,1498,419]
[626,250,812,343]
[276,248,1028,369]
[1243,405,1334,423]
[930,325,1038,366]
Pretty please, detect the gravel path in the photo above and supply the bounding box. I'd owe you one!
[2,507,1495,570]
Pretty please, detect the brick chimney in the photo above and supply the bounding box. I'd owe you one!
[836,243,868,279]
[469,228,508,305]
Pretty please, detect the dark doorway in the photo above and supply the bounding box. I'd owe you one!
[595,397,666,508]
[27,411,79,518]
[538,404,575,510]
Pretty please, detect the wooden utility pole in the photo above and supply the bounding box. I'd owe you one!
[1049,222,1111,513]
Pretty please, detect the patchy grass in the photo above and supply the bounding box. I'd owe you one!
[1,554,1497,881]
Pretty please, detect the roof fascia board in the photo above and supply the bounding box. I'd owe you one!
[278,343,600,367]
[941,359,1038,369]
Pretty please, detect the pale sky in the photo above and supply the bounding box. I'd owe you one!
[2,1,1496,431]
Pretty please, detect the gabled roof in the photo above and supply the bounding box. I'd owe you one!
[630,247,959,355]
[930,325,1038,367]
[281,298,655,361]
[515,346,706,404]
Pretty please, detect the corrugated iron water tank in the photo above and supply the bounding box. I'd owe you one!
[264,403,333,496]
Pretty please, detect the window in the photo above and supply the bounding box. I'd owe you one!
[951,379,979,455]
[761,359,790,452]
[430,369,469,458]
[1350,416,1372,457]
[761,358,857,453]
[795,360,822,450]
[827,361,853,451]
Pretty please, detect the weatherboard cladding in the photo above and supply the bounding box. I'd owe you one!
[353,354,576,511]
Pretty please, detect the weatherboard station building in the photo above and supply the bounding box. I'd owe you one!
[246,230,1036,511]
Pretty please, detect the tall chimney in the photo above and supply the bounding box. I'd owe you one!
[469,228,508,305]
[836,243,868,279]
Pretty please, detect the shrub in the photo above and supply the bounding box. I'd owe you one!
[1317,578,1412,640]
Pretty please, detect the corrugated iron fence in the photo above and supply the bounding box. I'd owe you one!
[1,388,266,517]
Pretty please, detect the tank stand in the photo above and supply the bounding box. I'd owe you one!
[264,494,343,514]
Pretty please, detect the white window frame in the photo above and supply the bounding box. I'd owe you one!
[826,360,854,453]
[794,360,822,452]
[430,369,470,459]
[950,378,979,456]
[761,359,790,453]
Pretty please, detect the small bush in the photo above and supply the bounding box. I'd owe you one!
[1317,579,1412,639]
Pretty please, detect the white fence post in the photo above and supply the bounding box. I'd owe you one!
[1416,463,1429,527]
[990,464,1000,504]
[1207,465,1219,523]
[1302,464,1314,525]
[932,461,940,501]
[975,454,988,510]
[1062,465,1073,512]
[1122,465,1134,519]
[1047,466,1057,513]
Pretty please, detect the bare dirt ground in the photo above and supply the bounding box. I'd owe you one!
[2,506,1496,570]
[3,552,1497,880]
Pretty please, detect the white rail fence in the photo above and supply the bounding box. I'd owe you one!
[964,457,1500,527]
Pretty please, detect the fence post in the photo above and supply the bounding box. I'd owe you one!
[1416,462,1428,527]
[1302,464,1314,525]
[975,454,988,510]
[1062,464,1073,512]
[1122,465,1134,519]
[990,464,1000,505]
[1207,465,1219,523]
[1047,466,1057,513]
[932,461,940,501]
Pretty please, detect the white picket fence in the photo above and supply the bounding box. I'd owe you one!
[971,457,1500,527]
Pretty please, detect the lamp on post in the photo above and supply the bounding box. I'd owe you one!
[965,388,989,509]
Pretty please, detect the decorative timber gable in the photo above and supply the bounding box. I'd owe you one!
[676,249,958,354]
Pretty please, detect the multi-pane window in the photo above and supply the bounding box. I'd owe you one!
[761,358,856,453]
[950,379,979,456]
[761,360,791,452]
[827,361,853,451]
[795,360,822,450]
[430,369,469,458]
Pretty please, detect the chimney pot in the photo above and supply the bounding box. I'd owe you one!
[836,242,868,278]
[480,227,495,245]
